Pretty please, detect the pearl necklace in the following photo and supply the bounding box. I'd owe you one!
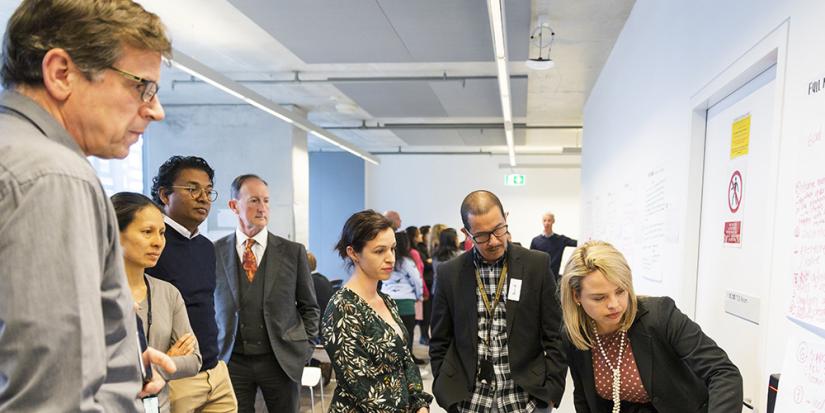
[592,321,626,413]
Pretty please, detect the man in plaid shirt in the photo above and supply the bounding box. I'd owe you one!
[430,191,567,412]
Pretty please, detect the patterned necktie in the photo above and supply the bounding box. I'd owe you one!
[242,238,257,283]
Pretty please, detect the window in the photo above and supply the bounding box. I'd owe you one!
[88,137,144,196]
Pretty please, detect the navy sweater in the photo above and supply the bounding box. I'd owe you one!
[529,233,577,278]
[146,226,218,371]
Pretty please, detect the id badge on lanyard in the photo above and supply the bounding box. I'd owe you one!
[142,395,160,413]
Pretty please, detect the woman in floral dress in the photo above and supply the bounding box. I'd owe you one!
[322,209,433,412]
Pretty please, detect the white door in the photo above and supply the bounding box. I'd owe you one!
[695,65,778,411]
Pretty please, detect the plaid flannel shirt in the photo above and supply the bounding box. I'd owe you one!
[458,249,536,413]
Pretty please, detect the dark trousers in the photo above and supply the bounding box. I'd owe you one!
[420,298,432,340]
[228,352,299,413]
[400,314,417,355]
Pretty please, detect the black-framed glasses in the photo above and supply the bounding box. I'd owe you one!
[469,224,508,244]
[108,66,159,103]
[169,185,218,202]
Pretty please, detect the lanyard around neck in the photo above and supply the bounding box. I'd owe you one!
[474,262,508,319]
[143,275,153,340]
[475,262,508,350]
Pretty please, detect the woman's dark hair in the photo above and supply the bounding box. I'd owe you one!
[394,231,412,270]
[434,228,459,261]
[404,226,420,245]
[150,155,215,206]
[335,210,394,267]
[111,192,163,231]
[420,225,431,240]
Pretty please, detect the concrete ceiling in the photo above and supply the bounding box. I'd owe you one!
[0,0,635,161]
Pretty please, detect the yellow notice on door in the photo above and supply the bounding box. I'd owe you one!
[730,114,750,159]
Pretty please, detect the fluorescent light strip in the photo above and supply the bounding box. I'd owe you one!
[167,50,379,165]
[488,0,506,58]
[496,59,511,97]
[487,0,516,166]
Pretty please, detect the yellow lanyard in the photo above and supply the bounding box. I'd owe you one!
[475,262,508,319]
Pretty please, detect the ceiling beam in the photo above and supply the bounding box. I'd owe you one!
[167,49,379,165]
[170,73,528,89]
[321,123,582,130]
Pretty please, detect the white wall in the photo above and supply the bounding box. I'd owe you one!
[583,0,825,410]
[365,154,581,249]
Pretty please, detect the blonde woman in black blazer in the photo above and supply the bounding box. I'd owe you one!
[559,241,742,413]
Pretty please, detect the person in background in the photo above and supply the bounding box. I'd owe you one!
[307,251,334,324]
[384,210,402,230]
[112,192,202,413]
[322,210,432,412]
[148,156,238,412]
[404,227,429,348]
[431,228,461,295]
[408,225,433,345]
[428,223,447,256]
[420,225,432,253]
[307,251,334,384]
[0,1,174,409]
[383,232,427,365]
[530,211,577,279]
[560,240,742,413]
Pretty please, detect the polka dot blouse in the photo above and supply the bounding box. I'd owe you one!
[591,331,651,403]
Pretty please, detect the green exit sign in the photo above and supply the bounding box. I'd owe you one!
[505,174,526,186]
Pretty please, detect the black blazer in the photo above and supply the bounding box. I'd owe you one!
[566,296,743,413]
[213,232,320,382]
[429,244,567,410]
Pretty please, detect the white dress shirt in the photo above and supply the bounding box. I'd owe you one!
[164,215,200,239]
[234,227,268,266]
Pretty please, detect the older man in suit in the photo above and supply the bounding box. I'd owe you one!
[214,174,319,412]
[429,190,567,412]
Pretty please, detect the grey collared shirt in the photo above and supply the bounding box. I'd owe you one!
[0,90,143,412]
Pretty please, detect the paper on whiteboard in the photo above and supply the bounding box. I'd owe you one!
[775,332,825,412]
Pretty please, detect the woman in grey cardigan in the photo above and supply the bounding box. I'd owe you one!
[112,192,202,412]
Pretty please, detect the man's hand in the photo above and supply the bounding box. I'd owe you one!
[138,347,177,398]
[166,333,196,357]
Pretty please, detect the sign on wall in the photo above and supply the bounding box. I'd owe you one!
[731,113,751,159]
[504,174,526,186]
[724,113,749,247]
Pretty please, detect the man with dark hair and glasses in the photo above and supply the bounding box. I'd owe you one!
[429,190,568,413]
[147,156,239,412]
[0,0,175,410]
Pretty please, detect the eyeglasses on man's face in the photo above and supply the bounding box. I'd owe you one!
[169,185,218,202]
[469,224,508,244]
[108,66,159,103]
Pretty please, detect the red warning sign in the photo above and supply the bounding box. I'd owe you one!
[728,170,743,213]
[724,221,741,245]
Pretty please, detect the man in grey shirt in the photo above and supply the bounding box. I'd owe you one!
[0,1,174,411]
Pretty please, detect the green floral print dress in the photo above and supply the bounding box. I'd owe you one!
[322,287,433,412]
